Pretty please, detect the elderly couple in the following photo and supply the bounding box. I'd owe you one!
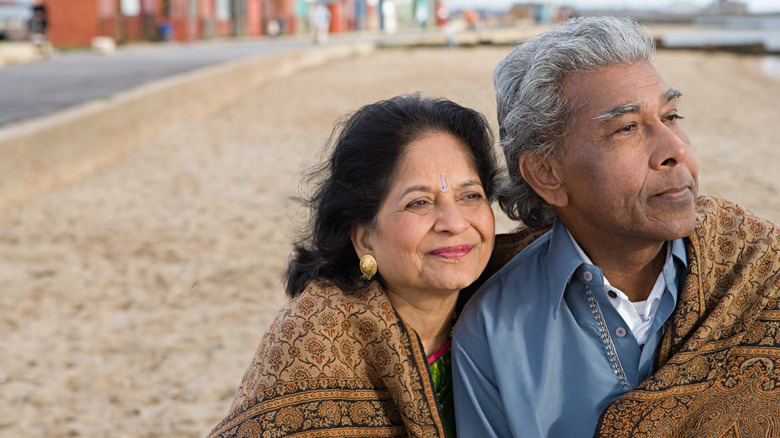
[209,17,780,438]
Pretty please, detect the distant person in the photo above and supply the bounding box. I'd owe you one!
[267,17,283,37]
[208,94,501,438]
[29,1,52,57]
[157,19,173,43]
[453,16,780,437]
[29,1,47,39]
[308,1,331,45]
[415,0,429,29]
[443,22,456,49]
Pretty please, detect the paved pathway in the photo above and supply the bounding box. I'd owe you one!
[0,32,431,127]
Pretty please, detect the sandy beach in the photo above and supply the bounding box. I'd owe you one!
[1,44,779,437]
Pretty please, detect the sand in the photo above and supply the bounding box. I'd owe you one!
[1,45,778,437]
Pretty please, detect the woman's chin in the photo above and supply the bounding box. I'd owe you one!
[428,276,480,294]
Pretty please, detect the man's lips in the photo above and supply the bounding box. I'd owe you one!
[428,244,474,259]
[653,179,695,198]
[655,186,690,196]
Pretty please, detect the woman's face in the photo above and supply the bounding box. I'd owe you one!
[356,131,495,298]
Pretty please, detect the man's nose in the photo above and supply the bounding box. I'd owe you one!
[649,122,690,169]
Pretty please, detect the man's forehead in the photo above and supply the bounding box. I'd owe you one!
[561,60,673,114]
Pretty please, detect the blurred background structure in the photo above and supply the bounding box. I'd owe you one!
[0,0,777,49]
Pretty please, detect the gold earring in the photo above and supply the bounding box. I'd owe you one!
[359,254,377,284]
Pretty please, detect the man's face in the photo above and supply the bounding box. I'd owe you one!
[550,60,698,250]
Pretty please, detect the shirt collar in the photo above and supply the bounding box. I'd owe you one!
[665,237,688,304]
[547,219,688,315]
[669,237,687,269]
[545,219,586,316]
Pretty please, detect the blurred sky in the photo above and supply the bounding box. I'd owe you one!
[446,0,780,13]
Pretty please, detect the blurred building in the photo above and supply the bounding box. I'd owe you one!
[0,0,33,40]
[38,0,427,47]
[41,0,256,46]
[507,2,554,25]
[701,0,748,15]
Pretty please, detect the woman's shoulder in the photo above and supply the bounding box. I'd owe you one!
[280,281,398,331]
[212,281,416,436]
[264,281,396,350]
[227,282,400,403]
[295,280,393,312]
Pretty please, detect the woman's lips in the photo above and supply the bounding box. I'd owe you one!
[428,244,474,259]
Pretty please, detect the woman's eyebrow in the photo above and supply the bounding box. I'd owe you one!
[401,185,435,197]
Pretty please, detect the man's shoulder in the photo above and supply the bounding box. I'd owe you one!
[461,225,553,311]
[695,195,779,239]
[490,226,552,273]
[490,227,553,280]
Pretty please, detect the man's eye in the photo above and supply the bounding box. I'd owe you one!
[665,113,684,123]
[617,123,636,133]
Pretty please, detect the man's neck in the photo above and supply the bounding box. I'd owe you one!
[596,244,667,302]
[574,236,668,302]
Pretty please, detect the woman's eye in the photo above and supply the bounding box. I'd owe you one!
[406,199,432,211]
[461,192,485,205]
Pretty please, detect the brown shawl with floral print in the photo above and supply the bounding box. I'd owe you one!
[475,195,780,437]
[593,195,780,437]
[208,281,447,438]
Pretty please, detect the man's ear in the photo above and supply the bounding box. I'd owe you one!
[350,225,373,258]
[518,153,569,208]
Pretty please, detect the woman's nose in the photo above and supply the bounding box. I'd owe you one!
[433,200,470,234]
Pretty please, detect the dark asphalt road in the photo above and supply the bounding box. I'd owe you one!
[0,32,428,127]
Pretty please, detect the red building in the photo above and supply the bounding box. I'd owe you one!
[43,0,276,47]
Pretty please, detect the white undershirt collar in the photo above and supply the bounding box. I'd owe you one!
[566,229,670,345]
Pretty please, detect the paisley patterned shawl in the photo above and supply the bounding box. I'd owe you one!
[595,195,780,437]
[208,281,447,438]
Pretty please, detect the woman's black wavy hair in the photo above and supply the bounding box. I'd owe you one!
[284,93,501,297]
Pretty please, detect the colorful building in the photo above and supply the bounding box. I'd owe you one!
[40,0,423,48]
[43,0,268,47]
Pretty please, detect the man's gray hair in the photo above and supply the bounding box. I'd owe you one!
[494,16,655,229]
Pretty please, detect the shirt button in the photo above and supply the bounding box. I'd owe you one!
[583,271,593,282]
[615,327,627,337]
[607,290,617,299]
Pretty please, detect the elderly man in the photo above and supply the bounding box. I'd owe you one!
[453,16,780,437]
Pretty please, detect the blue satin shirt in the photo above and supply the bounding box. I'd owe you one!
[452,219,687,438]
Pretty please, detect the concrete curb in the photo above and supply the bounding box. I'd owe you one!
[0,42,375,210]
[0,41,43,66]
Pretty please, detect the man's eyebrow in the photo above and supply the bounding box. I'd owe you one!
[594,102,643,122]
[593,89,683,122]
[664,88,682,103]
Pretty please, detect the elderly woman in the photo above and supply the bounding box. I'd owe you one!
[208,94,500,438]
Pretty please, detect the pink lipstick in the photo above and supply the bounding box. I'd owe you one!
[428,245,474,259]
